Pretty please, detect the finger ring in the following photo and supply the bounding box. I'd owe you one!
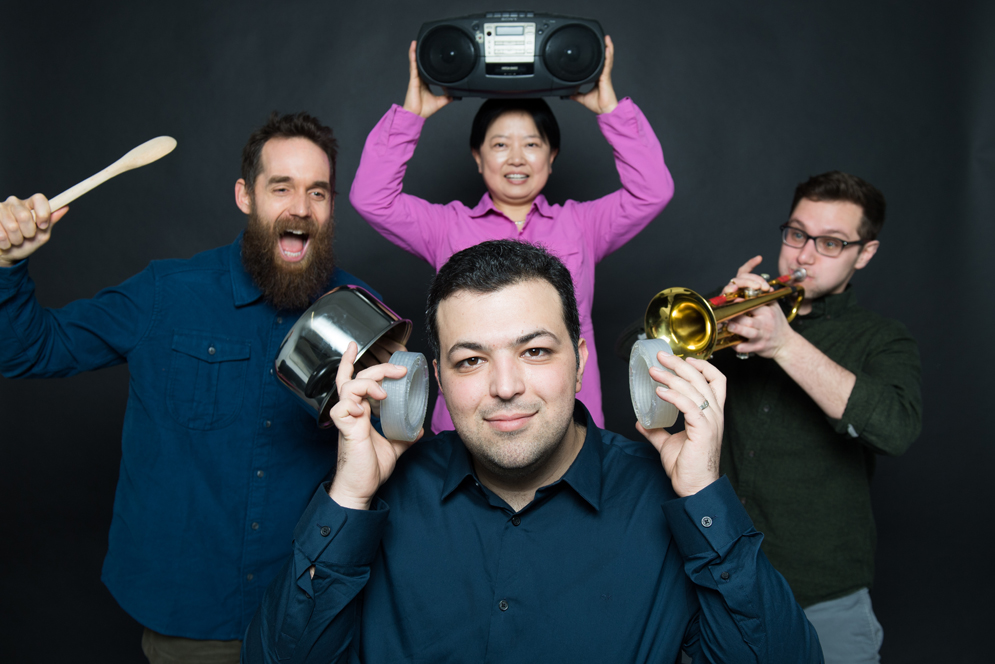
[736,352,751,360]
[699,400,709,411]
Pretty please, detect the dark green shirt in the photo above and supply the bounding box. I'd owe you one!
[715,287,922,608]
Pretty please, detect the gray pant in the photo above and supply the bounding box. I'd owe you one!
[804,587,884,664]
[142,627,242,664]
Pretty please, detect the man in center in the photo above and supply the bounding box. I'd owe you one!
[244,240,822,663]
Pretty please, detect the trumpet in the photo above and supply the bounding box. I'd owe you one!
[644,269,806,359]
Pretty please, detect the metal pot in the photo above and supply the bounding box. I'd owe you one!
[274,285,412,428]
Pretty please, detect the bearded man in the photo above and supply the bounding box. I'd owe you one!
[0,112,379,663]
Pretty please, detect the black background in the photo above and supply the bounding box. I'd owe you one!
[2,1,992,661]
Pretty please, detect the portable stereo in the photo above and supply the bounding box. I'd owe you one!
[416,11,605,98]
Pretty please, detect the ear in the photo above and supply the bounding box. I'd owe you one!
[472,149,483,174]
[574,338,589,394]
[549,148,558,168]
[235,179,253,215]
[433,359,444,397]
[854,240,879,270]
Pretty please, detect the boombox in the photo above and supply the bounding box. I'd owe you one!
[416,12,605,98]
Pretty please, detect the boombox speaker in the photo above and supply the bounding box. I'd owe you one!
[417,11,605,98]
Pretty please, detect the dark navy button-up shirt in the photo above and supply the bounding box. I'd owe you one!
[244,406,822,663]
[0,234,377,640]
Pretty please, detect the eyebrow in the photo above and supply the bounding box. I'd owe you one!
[787,219,850,239]
[445,329,560,360]
[266,175,331,190]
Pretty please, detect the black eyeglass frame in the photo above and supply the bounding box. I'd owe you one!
[779,224,866,257]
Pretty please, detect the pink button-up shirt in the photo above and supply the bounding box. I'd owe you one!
[350,98,674,433]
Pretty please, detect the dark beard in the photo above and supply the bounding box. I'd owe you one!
[241,208,336,311]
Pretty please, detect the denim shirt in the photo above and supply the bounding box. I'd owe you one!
[0,234,377,640]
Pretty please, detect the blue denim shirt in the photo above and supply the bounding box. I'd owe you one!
[0,234,378,640]
[243,405,823,663]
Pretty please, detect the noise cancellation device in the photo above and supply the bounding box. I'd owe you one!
[416,11,605,98]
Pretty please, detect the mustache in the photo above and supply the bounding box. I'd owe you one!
[273,214,318,235]
[479,401,541,420]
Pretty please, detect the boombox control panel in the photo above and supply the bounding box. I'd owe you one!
[417,12,605,98]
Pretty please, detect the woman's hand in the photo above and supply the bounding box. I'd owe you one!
[571,35,618,115]
[403,41,453,119]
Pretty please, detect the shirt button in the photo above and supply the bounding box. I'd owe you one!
[498,600,509,611]
[720,572,730,581]
[320,525,331,537]
[251,522,259,530]
[762,405,770,413]
[276,317,283,325]
[264,420,272,428]
[256,470,265,478]
[269,368,274,375]
[207,346,216,355]
[701,516,713,528]
[511,516,521,526]
[747,450,755,458]
[740,497,747,506]
[246,573,254,581]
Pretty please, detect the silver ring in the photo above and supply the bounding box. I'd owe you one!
[699,400,709,412]
[736,352,751,360]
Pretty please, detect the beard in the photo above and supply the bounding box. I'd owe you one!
[241,207,336,311]
[456,398,576,482]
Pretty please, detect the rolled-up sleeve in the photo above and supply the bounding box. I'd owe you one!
[833,321,922,456]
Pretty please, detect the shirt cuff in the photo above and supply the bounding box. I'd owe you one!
[596,96,636,128]
[0,257,29,281]
[660,475,757,560]
[292,483,389,596]
[383,104,426,139]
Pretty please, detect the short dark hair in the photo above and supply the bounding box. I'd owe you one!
[241,111,338,193]
[469,98,561,153]
[791,171,886,242]
[426,240,581,365]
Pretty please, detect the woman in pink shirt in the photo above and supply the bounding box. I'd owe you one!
[350,37,674,433]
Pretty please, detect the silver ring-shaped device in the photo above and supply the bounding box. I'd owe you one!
[629,338,679,429]
[380,351,429,442]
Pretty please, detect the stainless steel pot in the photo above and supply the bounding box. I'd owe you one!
[274,285,412,427]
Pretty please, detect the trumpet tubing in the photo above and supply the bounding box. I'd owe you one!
[644,271,806,359]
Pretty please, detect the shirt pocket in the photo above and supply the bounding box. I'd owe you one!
[167,330,252,431]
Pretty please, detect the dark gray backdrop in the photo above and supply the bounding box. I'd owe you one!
[2,1,991,661]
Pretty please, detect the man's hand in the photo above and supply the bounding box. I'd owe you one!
[402,41,453,119]
[359,337,408,418]
[721,255,799,360]
[721,254,771,297]
[570,35,618,115]
[0,195,69,266]
[636,354,726,497]
[327,342,422,510]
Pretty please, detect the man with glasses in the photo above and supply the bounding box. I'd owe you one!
[714,171,922,663]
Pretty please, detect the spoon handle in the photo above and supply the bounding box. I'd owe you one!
[48,136,177,211]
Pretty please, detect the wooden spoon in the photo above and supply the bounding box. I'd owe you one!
[48,136,177,211]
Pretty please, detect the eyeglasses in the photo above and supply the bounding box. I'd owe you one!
[779,224,865,257]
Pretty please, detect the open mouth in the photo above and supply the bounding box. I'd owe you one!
[278,229,310,262]
[504,173,528,182]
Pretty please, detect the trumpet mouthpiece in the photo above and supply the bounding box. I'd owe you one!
[792,268,807,282]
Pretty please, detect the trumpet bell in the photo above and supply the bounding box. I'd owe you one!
[645,288,718,360]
